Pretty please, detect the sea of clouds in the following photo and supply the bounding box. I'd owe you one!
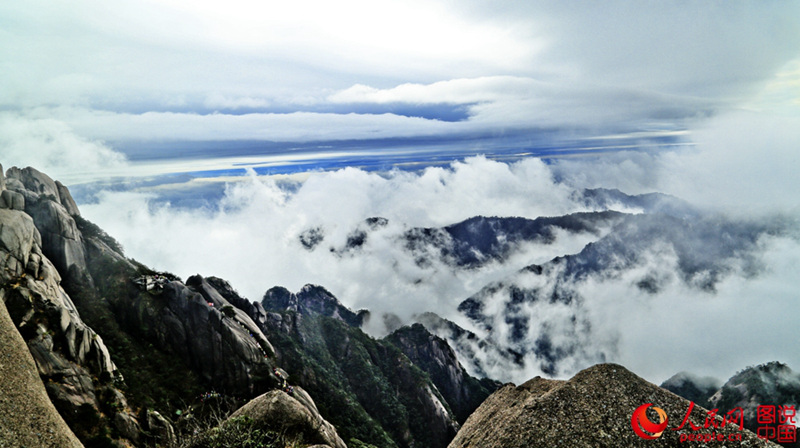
[3,109,799,384]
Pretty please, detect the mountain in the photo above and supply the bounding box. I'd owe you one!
[402,211,627,268]
[0,164,346,447]
[2,162,505,448]
[449,363,779,448]
[660,371,720,408]
[292,189,793,382]
[5,161,794,448]
[663,362,800,447]
[234,282,499,448]
[441,210,792,379]
[385,323,501,424]
[574,188,699,219]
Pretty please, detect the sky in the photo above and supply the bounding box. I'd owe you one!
[2,1,800,384]
[2,1,800,183]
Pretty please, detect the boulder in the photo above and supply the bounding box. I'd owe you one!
[4,167,88,281]
[0,209,37,272]
[26,199,88,278]
[0,189,25,211]
[114,412,142,443]
[229,389,347,448]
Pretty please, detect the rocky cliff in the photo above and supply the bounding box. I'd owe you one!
[0,297,83,448]
[385,323,500,424]
[0,164,287,446]
[0,164,140,446]
[449,363,779,448]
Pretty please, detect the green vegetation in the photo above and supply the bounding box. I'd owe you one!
[74,214,125,255]
[64,251,205,414]
[348,438,382,448]
[220,305,237,319]
[180,414,325,448]
[262,311,455,448]
[184,416,277,448]
[264,313,397,448]
[65,220,208,429]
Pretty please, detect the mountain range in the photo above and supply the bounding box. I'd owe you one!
[1,162,796,447]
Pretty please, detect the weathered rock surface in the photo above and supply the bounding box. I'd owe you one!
[0,210,119,406]
[229,389,347,448]
[449,363,779,448]
[55,180,80,217]
[144,409,178,446]
[5,167,89,282]
[0,298,84,448]
[1,167,140,445]
[100,272,274,396]
[386,323,501,424]
[5,166,62,202]
[0,189,25,211]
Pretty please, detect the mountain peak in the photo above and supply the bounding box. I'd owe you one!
[449,363,779,448]
[262,284,364,327]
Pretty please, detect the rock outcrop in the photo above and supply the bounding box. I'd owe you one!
[88,268,275,396]
[0,298,84,448]
[1,167,138,446]
[449,363,779,448]
[386,323,500,424]
[263,284,364,327]
[228,388,347,448]
[5,167,89,283]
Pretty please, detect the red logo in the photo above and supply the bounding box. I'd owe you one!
[632,403,668,439]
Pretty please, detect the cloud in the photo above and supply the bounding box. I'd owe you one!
[68,96,799,387]
[79,157,586,321]
[3,1,798,149]
[38,108,457,143]
[77,154,800,387]
[328,77,539,105]
[581,233,800,384]
[658,111,800,214]
[550,109,800,215]
[4,0,799,387]
[329,76,716,130]
[0,113,127,183]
